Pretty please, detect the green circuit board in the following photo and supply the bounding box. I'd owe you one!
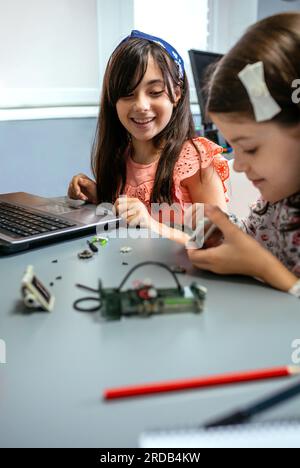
[100,282,207,320]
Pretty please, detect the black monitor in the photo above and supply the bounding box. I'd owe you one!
[189,49,223,141]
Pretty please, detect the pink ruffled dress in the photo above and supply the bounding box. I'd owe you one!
[124,137,229,215]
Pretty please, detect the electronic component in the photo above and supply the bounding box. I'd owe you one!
[78,249,94,259]
[170,265,187,274]
[120,246,133,254]
[90,235,108,246]
[100,281,207,320]
[21,265,55,312]
[88,240,98,252]
[73,261,207,319]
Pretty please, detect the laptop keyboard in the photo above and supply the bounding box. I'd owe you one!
[0,201,76,238]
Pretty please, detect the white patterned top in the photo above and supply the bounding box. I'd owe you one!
[239,195,300,277]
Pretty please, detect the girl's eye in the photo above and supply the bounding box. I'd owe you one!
[244,148,258,155]
[150,90,164,96]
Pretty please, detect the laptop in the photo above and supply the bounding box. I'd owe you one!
[0,192,120,254]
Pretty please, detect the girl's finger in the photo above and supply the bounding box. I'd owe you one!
[117,197,137,206]
[68,183,80,199]
[127,208,136,218]
[116,199,130,209]
[119,208,136,219]
[79,177,92,186]
[72,178,82,195]
[187,249,213,268]
[127,215,140,226]
[116,204,128,216]
[205,206,237,238]
[118,202,136,215]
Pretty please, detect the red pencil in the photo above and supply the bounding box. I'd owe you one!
[103,365,300,400]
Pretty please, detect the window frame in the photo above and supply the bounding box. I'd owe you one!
[1,0,259,121]
[0,0,133,121]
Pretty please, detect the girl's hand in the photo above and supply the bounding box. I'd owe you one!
[115,197,152,228]
[187,205,298,291]
[67,174,97,204]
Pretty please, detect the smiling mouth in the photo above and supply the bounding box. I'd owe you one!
[251,178,265,186]
[131,117,155,125]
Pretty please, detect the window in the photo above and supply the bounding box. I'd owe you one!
[0,0,100,116]
[134,0,209,103]
[0,0,259,121]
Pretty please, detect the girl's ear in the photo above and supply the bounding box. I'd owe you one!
[174,86,182,106]
[288,122,300,139]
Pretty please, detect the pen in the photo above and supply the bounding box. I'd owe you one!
[103,365,300,401]
[204,377,300,428]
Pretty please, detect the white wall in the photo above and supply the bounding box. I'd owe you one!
[97,0,134,85]
[2,0,282,116]
[208,0,258,53]
[208,0,300,55]
[1,0,207,114]
[0,0,100,110]
[0,0,99,89]
[0,118,96,197]
[258,0,300,19]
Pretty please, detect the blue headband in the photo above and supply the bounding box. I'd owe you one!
[119,30,185,80]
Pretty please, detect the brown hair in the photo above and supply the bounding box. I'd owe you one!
[91,38,196,205]
[205,12,300,229]
[206,12,300,125]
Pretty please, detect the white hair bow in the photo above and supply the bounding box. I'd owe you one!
[238,61,281,122]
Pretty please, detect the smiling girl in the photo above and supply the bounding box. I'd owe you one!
[68,31,229,242]
[188,13,300,297]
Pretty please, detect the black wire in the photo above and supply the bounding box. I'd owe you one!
[117,261,183,292]
[73,280,102,312]
[76,283,100,293]
[73,262,183,313]
[73,296,102,312]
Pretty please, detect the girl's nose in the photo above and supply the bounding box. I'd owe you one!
[233,153,248,173]
[133,94,150,112]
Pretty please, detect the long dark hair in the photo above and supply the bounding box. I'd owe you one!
[205,12,300,230]
[91,38,196,205]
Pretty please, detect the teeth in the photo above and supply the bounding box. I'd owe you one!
[132,118,154,124]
